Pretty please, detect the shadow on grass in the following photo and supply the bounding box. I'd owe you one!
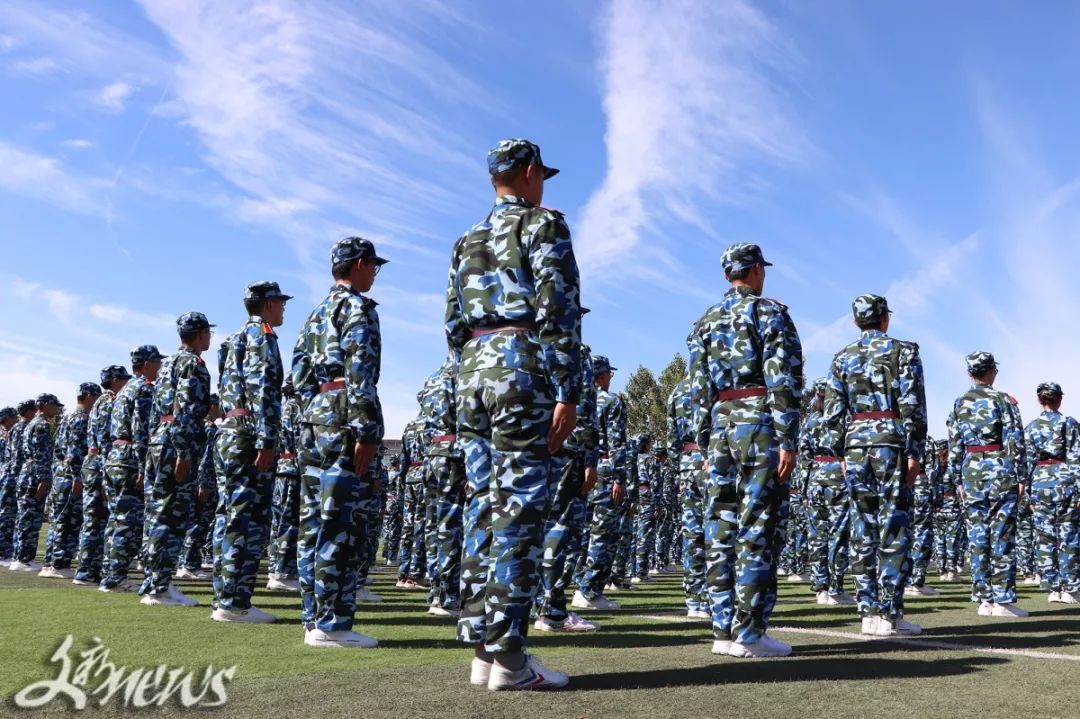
[569,654,1007,690]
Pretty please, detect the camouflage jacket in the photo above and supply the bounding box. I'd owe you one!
[596,388,627,486]
[1023,410,1080,486]
[0,432,6,475]
[152,348,212,460]
[5,418,29,478]
[422,358,462,460]
[636,451,660,505]
[219,316,284,449]
[198,421,219,491]
[399,418,427,484]
[796,408,834,488]
[947,383,1026,484]
[572,345,600,468]
[107,375,155,470]
[687,285,804,451]
[292,285,383,444]
[823,329,927,462]
[444,194,582,405]
[85,391,116,474]
[276,396,301,477]
[666,378,694,458]
[60,407,91,478]
[21,414,54,484]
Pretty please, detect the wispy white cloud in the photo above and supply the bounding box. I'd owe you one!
[10,278,173,331]
[0,141,107,216]
[94,80,137,112]
[10,56,59,75]
[0,34,17,52]
[60,138,95,150]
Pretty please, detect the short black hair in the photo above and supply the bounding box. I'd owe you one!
[725,267,751,282]
[856,319,886,331]
[244,298,264,317]
[1038,390,1062,405]
[180,329,201,344]
[971,368,995,383]
[491,166,524,187]
[332,259,356,280]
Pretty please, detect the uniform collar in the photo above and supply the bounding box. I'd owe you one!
[861,329,886,338]
[971,382,994,390]
[494,194,534,209]
[726,285,760,298]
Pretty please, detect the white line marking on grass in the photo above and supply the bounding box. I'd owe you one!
[634,613,1080,662]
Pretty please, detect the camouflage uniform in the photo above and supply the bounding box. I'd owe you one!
[633,440,660,579]
[267,391,302,579]
[908,435,938,588]
[397,418,427,582]
[654,456,679,569]
[180,413,218,571]
[382,461,404,563]
[932,440,964,575]
[669,377,708,613]
[141,314,213,596]
[446,170,581,653]
[688,245,803,646]
[824,295,926,622]
[0,407,17,560]
[0,403,35,560]
[1023,383,1080,595]
[14,399,60,563]
[44,386,99,569]
[101,348,160,589]
[214,284,289,611]
[292,241,385,633]
[946,352,1025,606]
[779,478,809,577]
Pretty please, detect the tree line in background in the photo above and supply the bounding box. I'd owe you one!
[622,353,686,443]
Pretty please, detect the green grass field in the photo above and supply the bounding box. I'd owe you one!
[2,552,1079,718]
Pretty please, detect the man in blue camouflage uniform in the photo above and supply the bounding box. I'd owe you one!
[573,355,627,612]
[213,281,290,623]
[0,407,18,564]
[1023,382,1080,604]
[824,294,926,637]
[631,434,660,584]
[669,376,709,618]
[947,351,1028,617]
[780,466,810,582]
[353,449,386,603]
[383,457,404,564]
[178,394,219,579]
[801,378,854,606]
[653,451,679,573]
[140,313,213,606]
[1,400,36,565]
[266,380,302,592]
[10,394,64,571]
[292,237,386,648]
[535,334,600,633]
[906,434,941,596]
[395,415,427,589]
[932,439,963,581]
[689,243,803,658]
[41,383,101,578]
[74,367,129,586]
[1017,503,1038,585]
[446,139,579,690]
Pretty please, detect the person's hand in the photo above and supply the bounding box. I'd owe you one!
[175,457,192,483]
[582,466,598,495]
[778,449,796,484]
[547,402,577,454]
[197,486,212,505]
[72,479,83,497]
[135,474,144,495]
[612,482,625,506]
[354,442,378,474]
[35,481,49,502]
[905,458,922,489]
[255,447,275,473]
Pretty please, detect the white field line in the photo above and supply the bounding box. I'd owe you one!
[634,613,1080,662]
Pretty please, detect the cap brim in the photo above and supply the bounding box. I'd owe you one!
[542,165,559,180]
[763,260,774,267]
[371,256,389,265]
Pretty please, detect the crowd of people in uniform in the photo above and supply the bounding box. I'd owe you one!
[1,138,1078,692]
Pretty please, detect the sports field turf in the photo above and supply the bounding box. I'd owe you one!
[1,558,1078,718]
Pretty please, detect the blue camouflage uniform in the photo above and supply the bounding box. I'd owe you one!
[14,396,62,564]
[669,377,708,613]
[0,407,18,560]
[932,439,964,575]
[44,384,100,570]
[908,435,938,589]
[633,438,660,579]
[268,389,302,579]
[1,402,35,560]
[397,417,427,583]
[180,405,219,572]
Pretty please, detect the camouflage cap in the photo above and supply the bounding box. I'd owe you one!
[36,392,61,407]
[0,407,15,421]
[331,236,388,266]
[176,312,215,335]
[78,382,102,398]
[100,364,131,384]
[721,243,772,274]
[813,377,828,394]
[245,281,293,302]
[852,294,891,324]
[130,344,164,365]
[16,399,36,414]
[209,393,220,406]
[592,355,617,375]
[1037,381,1064,397]
[966,351,997,376]
[487,138,559,180]
[935,439,948,451]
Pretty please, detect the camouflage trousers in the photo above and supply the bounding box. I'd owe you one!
[633,491,657,579]
[455,366,555,654]
[656,504,677,568]
[807,466,851,596]
[398,481,424,580]
[1016,500,1036,577]
[426,455,466,609]
[297,425,371,633]
[382,503,403,563]
[845,446,912,620]
[140,443,196,595]
[704,422,783,644]
[13,474,46,564]
[212,431,274,610]
[933,506,963,573]
[43,474,82,569]
[579,465,626,599]
[267,473,301,578]
[74,459,108,582]
[961,456,1018,604]
[0,471,16,559]
[180,492,215,571]
[780,491,809,575]
[354,491,381,586]
[680,453,708,612]
[909,483,935,587]
[611,507,635,583]
[1031,471,1079,593]
[100,462,142,588]
[536,447,586,621]
[423,471,440,591]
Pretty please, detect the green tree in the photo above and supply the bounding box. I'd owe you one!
[624,365,665,441]
[657,353,687,408]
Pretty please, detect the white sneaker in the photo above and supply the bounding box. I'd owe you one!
[630,576,643,585]
[877,617,921,636]
[570,590,619,610]
[1048,591,1063,603]
[728,634,792,658]
[72,578,98,586]
[648,568,661,576]
[141,591,187,606]
[488,654,569,691]
[175,567,208,580]
[860,616,880,635]
[534,612,598,633]
[266,576,300,592]
[355,586,383,602]
[200,561,214,571]
[905,585,940,597]
[686,608,711,619]
[977,601,993,616]
[1061,592,1080,604]
[829,591,858,606]
[98,580,136,593]
[816,590,830,605]
[1023,575,1040,586]
[9,560,41,572]
[603,582,619,593]
[212,606,276,624]
[39,567,73,579]
[990,603,1029,618]
[777,568,789,577]
[428,605,460,617]
[786,573,810,583]
[167,584,199,607]
[304,628,378,648]
[470,657,493,686]
[711,639,732,655]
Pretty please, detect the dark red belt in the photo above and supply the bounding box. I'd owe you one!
[278,452,297,460]
[319,379,346,393]
[409,461,423,469]
[966,444,1002,453]
[1036,458,1065,466]
[814,455,839,463]
[599,453,610,460]
[88,448,101,456]
[471,323,537,339]
[717,387,767,401]
[226,408,252,418]
[112,439,132,447]
[943,492,955,498]
[681,442,699,453]
[160,414,175,424]
[851,411,898,421]
[432,434,456,443]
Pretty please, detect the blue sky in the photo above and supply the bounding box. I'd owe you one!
[2,0,1079,439]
